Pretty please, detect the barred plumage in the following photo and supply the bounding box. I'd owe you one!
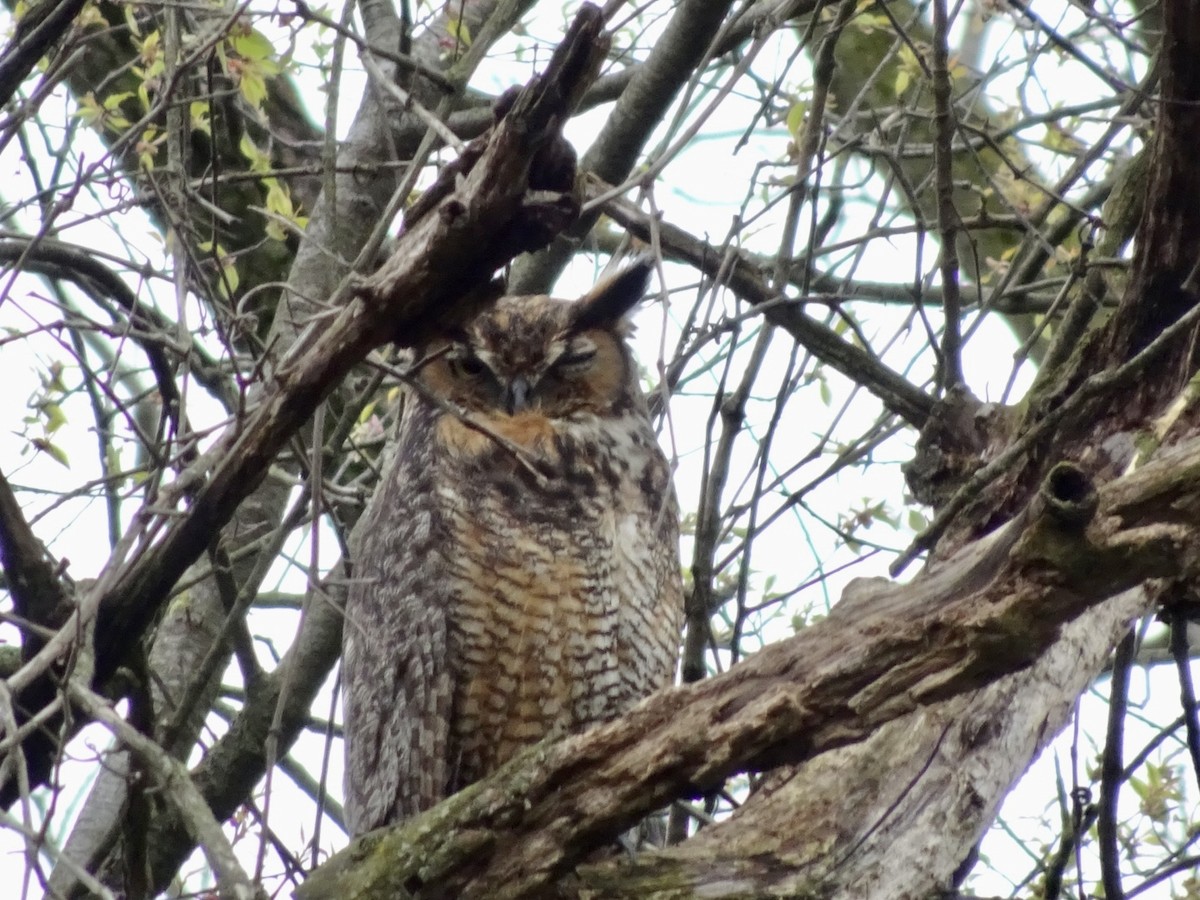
[342,260,683,835]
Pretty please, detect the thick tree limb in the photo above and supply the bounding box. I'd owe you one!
[0,0,87,108]
[577,588,1149,899]
[1101,0,1200,372]
[299,441,1200,898]
[0,468,70,639]
[0,465,73,821]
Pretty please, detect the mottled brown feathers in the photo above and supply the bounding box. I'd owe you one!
[342,260,683,835]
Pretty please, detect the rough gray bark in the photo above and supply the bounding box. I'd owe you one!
[617,588,1150,899]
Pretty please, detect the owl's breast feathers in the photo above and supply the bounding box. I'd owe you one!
[434,404,669,498]
[430,407,680,792]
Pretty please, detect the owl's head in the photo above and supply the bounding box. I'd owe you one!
[416,259,653,419]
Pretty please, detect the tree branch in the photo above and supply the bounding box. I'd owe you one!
[68,682,260,900]
[300,442,1200,897]
[0,0,88,108]
[0,468,70,639]
[601,191,937,427]
[508,0,740,294]
[931,0,963,389]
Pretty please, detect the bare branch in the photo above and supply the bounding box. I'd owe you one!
[601,191,937,427]
[930,0,963,389]
[68,682,262,900]
[0,0,88,107]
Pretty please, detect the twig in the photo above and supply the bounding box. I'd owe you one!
[360,50,465,152]
[1097,627,1136,900]
[1006,0,1131,95]
[290,0,458,93]
[930,0,963,389]
[1168,603,1200,785]
[771,0,855,289]
[0,806,116,899]
[0,237,231,412]
[67,681,262,900]
[0,685,36,897]
[683,324,771,685]
[601,190,937,427]
[160,494,311,751]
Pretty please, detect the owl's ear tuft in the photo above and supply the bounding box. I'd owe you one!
[567,256,654,334]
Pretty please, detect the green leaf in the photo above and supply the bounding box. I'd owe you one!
[786,102,807,142]
[190,101,211,135]
[41,401,66,434]
[447,16,472,48]
[104,445,124,486]
[239,134,270,172]
[238,68,269,108]
[231,29,274,62]
[31,438,69,468]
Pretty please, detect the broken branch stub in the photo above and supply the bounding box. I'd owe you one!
[355,3,609,348]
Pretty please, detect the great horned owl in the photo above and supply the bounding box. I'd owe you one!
[342,258,683,835]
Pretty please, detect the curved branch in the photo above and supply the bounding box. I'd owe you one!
[0,237,232,411]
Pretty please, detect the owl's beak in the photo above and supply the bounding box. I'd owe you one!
[505,376,531,414]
